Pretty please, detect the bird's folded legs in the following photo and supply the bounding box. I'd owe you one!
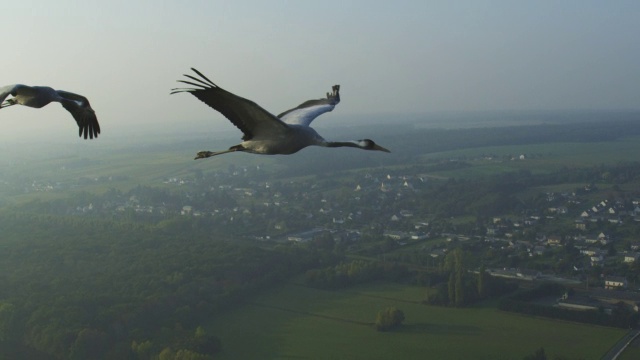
[195,151,215,159]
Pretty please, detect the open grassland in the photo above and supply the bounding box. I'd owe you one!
[0,141,282,204]
[207,282,626,360]
[421,137,640,177]
[5,129,640,204]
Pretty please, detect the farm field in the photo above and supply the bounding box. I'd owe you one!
[619,339,640,360]
[207,282,627,360]
[4,123,640,204]
[420,136,640,177]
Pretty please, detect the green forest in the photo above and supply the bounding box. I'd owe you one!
[0,212,332,359]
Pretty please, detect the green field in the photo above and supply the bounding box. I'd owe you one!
[420,137,640,177]
[4,130,640,205]
[207,282,626,360]
[619,338,640,360]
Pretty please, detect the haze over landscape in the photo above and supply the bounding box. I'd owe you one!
[3,1,639,143]
[4,2,640,359]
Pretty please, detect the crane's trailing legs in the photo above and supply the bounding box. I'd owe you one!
[195,145,244,159]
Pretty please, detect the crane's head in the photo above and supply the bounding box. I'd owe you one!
[358,139,390,153]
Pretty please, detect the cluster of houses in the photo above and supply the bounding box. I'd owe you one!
[20,162,640,297]
[576,198,640,227]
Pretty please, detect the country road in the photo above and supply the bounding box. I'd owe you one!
[601,329,640,360]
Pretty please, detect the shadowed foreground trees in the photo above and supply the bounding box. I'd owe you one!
[375,307,405,332]
[523,347,548,360]
[0,211,324,359]
[423,248,519,307]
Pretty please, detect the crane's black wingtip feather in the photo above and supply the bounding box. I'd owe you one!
[177,80,207,88]
[170,88,190,95]
[77,123,100,140]
[190,68,217,87]
[183,74,216,89]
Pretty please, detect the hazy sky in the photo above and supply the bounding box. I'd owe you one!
[2,1,639,141]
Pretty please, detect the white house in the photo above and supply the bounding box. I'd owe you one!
[383,231,408,240]
[410,232,428,241]
[605,277,628,290]
[624,253,640,263]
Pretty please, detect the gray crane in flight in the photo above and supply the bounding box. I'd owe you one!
[171,68,389,159]
[0,84,100,139]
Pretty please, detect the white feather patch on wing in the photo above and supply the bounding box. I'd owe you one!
[279,103,336,127]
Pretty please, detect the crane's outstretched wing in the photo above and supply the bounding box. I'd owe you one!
[171,68,289,141]
[57,90,101,139]
[277,85,340,127]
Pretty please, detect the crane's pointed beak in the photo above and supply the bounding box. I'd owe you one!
[374,144,391,153]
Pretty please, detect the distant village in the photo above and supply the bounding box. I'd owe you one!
[11,158,640,311]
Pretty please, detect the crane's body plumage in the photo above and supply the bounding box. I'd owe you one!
[245,124,326,154]
[0,84,100,139]
[171,68,389,159]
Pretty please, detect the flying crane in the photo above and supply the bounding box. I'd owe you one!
[171,68,389,159]
[0,84,100,139]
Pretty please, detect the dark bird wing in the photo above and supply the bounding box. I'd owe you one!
[56,90,101,139]
[171,68,289,141]
[277,85,340,127]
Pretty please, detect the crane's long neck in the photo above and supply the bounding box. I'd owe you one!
[325,140,365,149]
[324,139,390,153]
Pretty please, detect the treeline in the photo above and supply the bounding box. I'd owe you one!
[422,249,517,307]
[498,284,640,329]
[303,249,518,309]
[304,260,410,289]
[0,211,330,359]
